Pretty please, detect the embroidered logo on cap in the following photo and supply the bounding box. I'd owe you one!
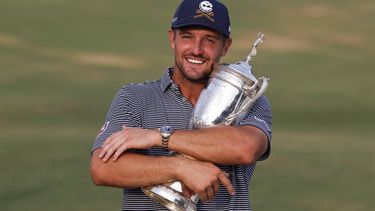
[199,1,213,13]
[195,1,214,22]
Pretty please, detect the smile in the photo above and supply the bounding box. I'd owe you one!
[187,58,205,64]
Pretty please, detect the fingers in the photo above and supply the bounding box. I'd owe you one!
[195,173,220,202]
[97,127,157,162]
[98,132,127,162]
[198,186,213,202]
[112,143,128,161]
[212,179,219,195]
[98,140,112,161]
[199,190,208,202]
[199,177,221,202]
[218,172,235,195]
[181,183,193,198]
[205,184,217,202]
[179,159,234,203]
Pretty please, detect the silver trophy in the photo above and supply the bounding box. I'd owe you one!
[142,33,269,211]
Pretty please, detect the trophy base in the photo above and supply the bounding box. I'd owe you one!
[142,184,197,211]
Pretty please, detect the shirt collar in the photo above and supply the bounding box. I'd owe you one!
[160,67,175,92]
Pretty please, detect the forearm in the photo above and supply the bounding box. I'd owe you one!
[96,125,268,169]
[168,125,268,165]
[91,148,235,199]
[91,148,179,188]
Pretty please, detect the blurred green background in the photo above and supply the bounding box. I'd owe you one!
[0,0,374,210]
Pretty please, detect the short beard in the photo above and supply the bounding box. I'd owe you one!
[176,62,211,83]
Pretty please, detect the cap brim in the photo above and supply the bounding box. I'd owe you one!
[172,21,229,38]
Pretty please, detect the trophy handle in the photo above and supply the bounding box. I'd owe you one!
[253,77,268,100]
[233,77,268,123]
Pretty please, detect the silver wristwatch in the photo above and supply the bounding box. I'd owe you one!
[160,126,173,149]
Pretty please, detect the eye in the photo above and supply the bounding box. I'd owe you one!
[181,34,192,39]
[204,37,217,44]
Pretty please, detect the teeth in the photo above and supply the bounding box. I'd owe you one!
[187,58,204,64]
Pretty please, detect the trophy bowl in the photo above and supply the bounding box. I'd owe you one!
[190,61,268,128]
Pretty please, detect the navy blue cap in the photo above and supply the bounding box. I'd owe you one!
[171,0,231,37]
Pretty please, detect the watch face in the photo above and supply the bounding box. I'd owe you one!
[160,126,173,136]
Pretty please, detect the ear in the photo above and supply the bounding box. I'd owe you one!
[168,29,175,49]
[221,37,232,57]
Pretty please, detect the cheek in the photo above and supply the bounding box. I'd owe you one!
[216,46,228,60]
[174,42,188,55]
[211,49,224,62]
[205,44,225,58]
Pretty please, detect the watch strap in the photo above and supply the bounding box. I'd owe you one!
[161,136,169,149]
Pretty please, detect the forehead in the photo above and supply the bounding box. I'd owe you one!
[175,26,223,38]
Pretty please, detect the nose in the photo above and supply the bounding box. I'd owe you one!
[191,39,204,56]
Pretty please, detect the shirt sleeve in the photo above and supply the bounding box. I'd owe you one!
[92,86,141,153]
[239,95,272,161]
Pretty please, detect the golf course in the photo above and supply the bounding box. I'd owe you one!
[1,0,374,210]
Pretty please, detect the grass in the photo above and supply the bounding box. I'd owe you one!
[0,0,374,210]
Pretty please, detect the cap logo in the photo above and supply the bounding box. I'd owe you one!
[199,1,213,13]
[195,1,214,22]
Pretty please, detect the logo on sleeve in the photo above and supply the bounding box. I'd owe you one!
[96,121,110,138]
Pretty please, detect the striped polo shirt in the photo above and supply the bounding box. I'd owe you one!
[93,67,272,211]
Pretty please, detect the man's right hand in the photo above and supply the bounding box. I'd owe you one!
[175,157,235,202]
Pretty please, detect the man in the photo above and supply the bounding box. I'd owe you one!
[90,0,272,210]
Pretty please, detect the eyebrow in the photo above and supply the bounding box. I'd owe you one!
[177,29,221,40]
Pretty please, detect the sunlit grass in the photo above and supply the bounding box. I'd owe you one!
[0,0,374,210]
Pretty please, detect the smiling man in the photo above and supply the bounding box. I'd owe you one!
[90,0,272,210]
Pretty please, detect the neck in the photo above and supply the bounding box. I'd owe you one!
[171,69,207,106]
